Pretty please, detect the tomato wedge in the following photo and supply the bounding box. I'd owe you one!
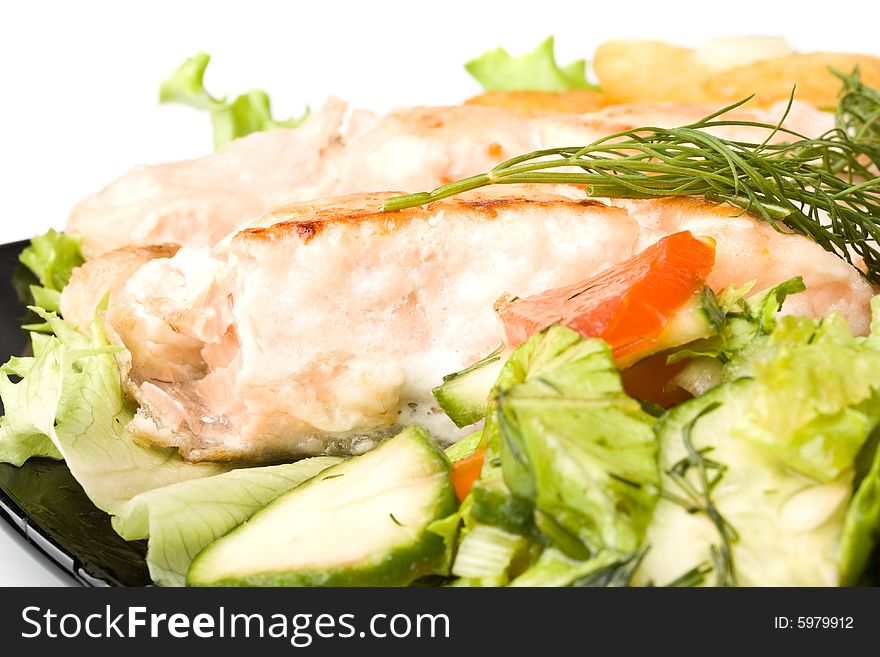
[450,447,486,502]
[496,231,715,360]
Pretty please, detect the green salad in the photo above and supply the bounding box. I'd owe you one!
[2,39,880,587]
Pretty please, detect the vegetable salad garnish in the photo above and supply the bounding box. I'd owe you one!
[2,38,880,588]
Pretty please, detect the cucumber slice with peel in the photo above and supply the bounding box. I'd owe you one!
[433,346,506,428]
[187,425,458,587]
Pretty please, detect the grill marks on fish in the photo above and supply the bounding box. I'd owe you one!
[234,193,610,245]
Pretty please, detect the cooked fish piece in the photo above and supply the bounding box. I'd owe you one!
[67,99,832,258]
[61,187,874,463]
[60,243,180,333]
[616,196,873,325]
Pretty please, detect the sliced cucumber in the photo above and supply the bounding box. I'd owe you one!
[187,425,458,587]
[615,288,721,368]
[433,346,505,428]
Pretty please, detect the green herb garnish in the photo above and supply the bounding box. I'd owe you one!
[664,562,714,588]
[569,547,648,587]
[834,67,880,150]
[384,74,880,284]
[662,402,739,587]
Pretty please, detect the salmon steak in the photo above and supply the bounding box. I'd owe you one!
[66,99,833,258]
[61,187,875,462]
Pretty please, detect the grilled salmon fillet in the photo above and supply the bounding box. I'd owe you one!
[66,99,832,258]
[61,187,874,462]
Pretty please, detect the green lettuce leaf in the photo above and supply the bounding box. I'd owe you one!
[494,326,659,559]
[450,523,527,583]
[839,430,880,585]
[160,52,310,149]
[16,230,84,313]
[725,313,880,482]
[638,381,856,586]
[465,37,597,92]
[640,302,880,586]
[113,457,341,586]
[0,345,63,465]
[443,431,483,462]
[0,306,227,513]
[445,326,659,586]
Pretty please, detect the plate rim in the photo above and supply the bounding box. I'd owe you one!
[0,483,108,587]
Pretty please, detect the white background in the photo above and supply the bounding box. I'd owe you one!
[0,0,878,585]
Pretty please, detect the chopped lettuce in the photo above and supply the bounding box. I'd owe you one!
[510,547,644,587]
[113,457,341,586]
[467,466,535,537]
[0,306,227,513]
[465,37,598,92]
[493,326,659,558]
[638,382,855,586]
[450,523,527,582]
[639,303,880,586]
[447,325,659,585]
[726,313,880,481]
[160,52,310,149]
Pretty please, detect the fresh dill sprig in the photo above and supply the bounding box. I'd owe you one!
[834,67,880,151]
[664,562,713,588]
[570,547,649,587]
[661,402,739,587]
[382,73,880,284]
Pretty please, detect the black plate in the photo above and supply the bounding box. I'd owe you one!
[0,240,151,586]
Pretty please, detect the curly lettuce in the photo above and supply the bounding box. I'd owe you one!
[725,313,880,481]
[160,52,310,149]
[465,37,598,92]
[16,230,83,313]
[640,301,880,586]
[493,326,659,559]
